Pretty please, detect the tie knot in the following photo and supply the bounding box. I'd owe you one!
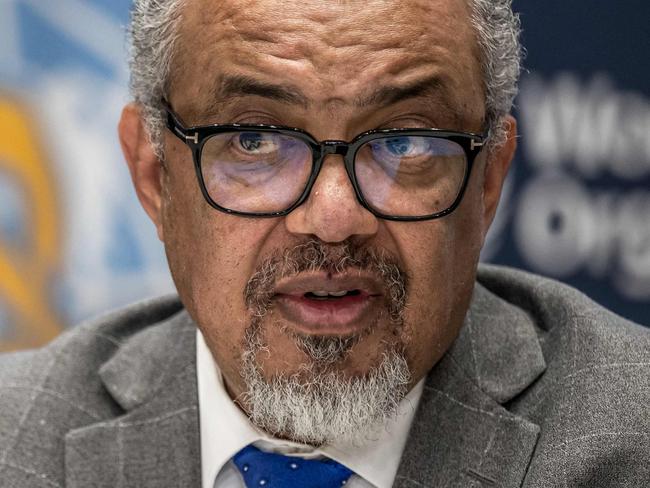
[233,445,354,488]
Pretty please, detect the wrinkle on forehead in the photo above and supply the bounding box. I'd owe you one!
[178,0,475,66]
[220,0,466,62]
[172,0,483,126]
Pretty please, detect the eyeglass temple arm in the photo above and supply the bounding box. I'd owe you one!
[470,138,484,151]
[162,99,200,146]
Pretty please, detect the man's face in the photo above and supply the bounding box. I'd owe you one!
[121,0,515,442]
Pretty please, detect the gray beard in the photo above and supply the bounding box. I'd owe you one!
[238,239,412,446]
[239,317,412,446]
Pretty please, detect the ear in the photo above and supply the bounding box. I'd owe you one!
[481,115,517,239]
[118,103,166,241]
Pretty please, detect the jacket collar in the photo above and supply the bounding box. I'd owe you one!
[64,307,201,488]
[448,279,546,404]
[394,282,546,487]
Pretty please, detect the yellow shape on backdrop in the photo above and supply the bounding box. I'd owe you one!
[0,95,63,351]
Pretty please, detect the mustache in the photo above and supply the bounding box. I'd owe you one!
[243,239,409,322]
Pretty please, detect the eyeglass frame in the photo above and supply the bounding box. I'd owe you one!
[163,100,487,222]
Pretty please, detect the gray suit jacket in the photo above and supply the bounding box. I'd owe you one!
[0,265,648,487]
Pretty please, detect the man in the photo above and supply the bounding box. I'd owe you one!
[0,0,648,486]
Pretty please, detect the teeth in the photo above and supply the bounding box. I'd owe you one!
[309,290,348,297]
[328,290,348,297]
[311,291,330,297]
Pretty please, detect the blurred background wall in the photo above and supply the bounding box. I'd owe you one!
[0,0,174,350]
[0,0,648,351]
[483,1,650,327]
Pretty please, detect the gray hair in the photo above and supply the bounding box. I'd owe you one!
[127,0,521,158]
[468,0,522,149]
[128,0,185,158]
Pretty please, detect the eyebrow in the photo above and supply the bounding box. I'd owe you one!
[355,75,446,107]
[213,74,461,123]
[217,75,309,107]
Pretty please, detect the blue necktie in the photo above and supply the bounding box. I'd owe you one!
[233,444,354,488]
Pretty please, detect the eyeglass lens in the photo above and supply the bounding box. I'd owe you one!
[355,136,467,217]
[201,131,313,213]
[199,131,467,217]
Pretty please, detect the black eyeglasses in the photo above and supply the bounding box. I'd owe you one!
[164,101,486,221]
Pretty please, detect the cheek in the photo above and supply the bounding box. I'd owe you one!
[396,206,482,374]
[160,161,274,366]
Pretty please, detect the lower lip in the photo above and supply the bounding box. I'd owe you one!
[274,293,378,335]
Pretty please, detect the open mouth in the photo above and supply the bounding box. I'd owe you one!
[271,273,383,335]
[303,289,363,300]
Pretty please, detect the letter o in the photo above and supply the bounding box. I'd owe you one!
[514,174,595,278]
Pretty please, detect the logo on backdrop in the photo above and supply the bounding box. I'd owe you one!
[486,73,650,303]
[0,0,174,350]
[0,96,63,350]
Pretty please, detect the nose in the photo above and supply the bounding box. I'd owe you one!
[285,154,379,243]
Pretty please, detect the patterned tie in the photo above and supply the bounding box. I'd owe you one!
[232,444,354,488]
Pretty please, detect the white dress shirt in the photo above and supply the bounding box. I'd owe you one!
[197,329,425,488]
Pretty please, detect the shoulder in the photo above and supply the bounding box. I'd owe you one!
[477,263,649,366]
[0,294,183,486]
[0,294,184,397]
[478,265,650,486]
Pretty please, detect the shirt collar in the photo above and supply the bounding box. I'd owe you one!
[197,328,424,488]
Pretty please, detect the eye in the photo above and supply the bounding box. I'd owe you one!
[234,132,281,155]
[385,137,413,156]
[372,136,431,159]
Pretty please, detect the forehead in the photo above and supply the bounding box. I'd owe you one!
[171,0,482,119]
[182,0,473,49]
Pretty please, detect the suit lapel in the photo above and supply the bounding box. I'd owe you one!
[64,310,201,488]
[394,283,546,487]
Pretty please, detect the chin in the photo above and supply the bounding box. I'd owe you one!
[256,311,405,376]
[238,317,413,445]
